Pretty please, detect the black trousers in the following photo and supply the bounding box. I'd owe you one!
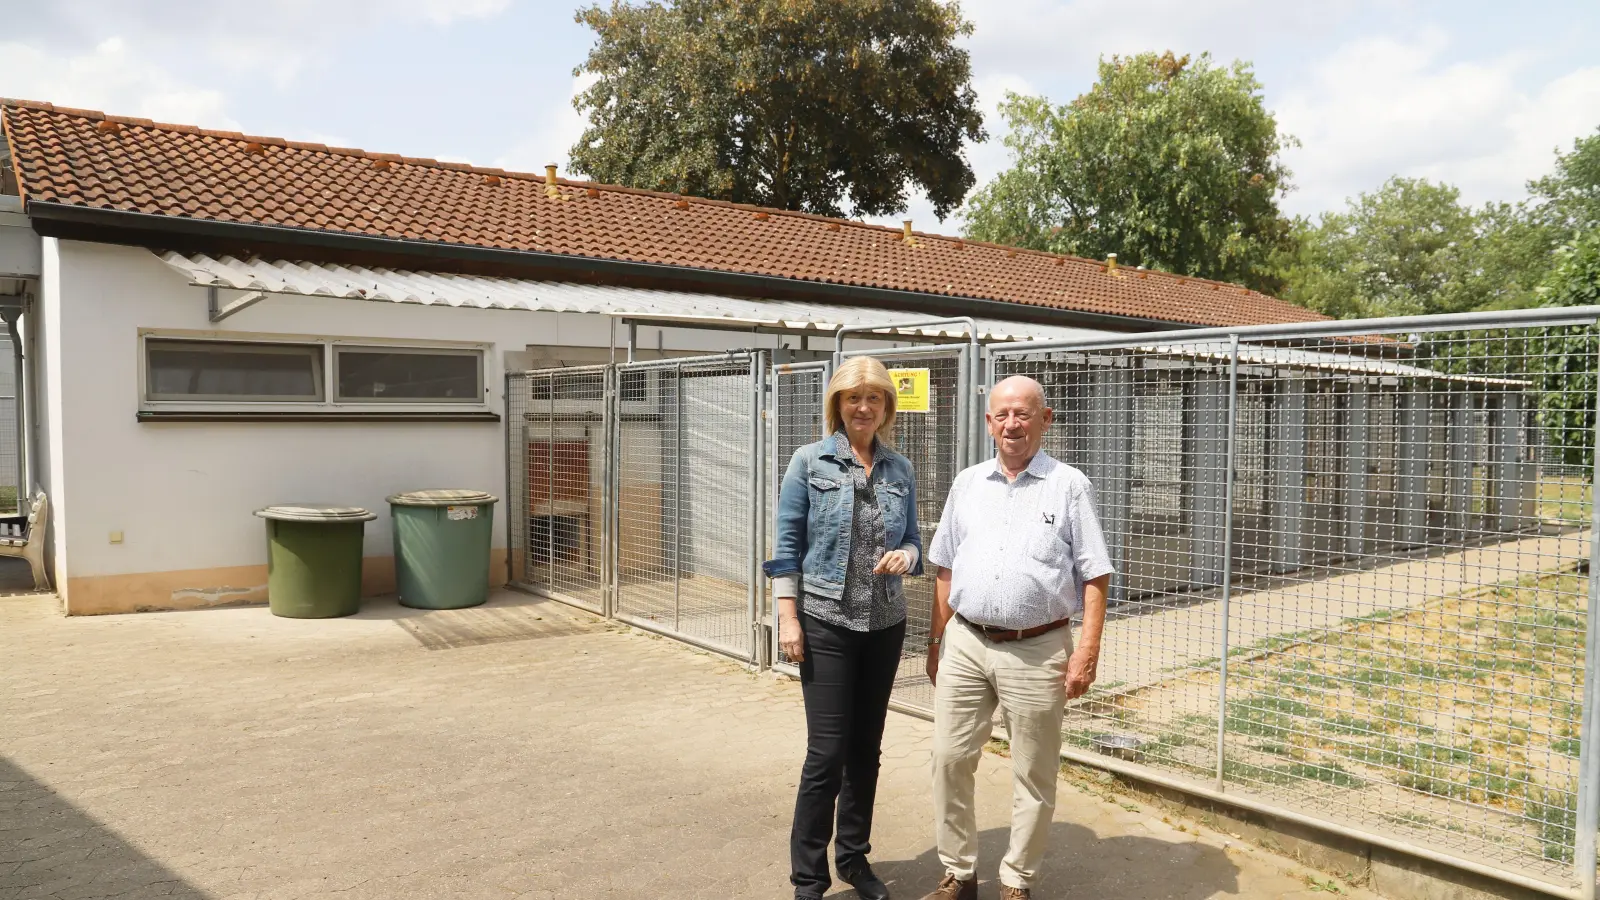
[791,613,907,898]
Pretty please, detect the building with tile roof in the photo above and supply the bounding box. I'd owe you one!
[0,98,1329,616]
[1,99,1324,332]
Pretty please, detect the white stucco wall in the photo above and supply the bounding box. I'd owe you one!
[42,239,801,612]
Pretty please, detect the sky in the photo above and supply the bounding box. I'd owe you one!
[2,0,1597,233]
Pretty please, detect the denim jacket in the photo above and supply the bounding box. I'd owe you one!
[762,433,924,600]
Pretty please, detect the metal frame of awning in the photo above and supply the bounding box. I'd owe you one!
[157,251,1109,345]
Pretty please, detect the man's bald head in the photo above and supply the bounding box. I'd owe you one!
[989,375,1046,413]
[986,375,1053,472]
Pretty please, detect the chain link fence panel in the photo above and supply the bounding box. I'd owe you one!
[613,356,759,661]
[992,317,1600,891]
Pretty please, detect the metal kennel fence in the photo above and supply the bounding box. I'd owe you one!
[985,307,1600,896]
[508,306,1600,897]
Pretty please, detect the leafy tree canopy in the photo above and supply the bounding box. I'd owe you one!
[1530,127,1600,237]
[569,0,985,219]
[1529,230,1600,471]
[962,51,1296,294]
[1280,177,1481,318]
[1286,129,1600,319]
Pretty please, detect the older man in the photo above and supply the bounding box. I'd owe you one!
[918,376,1114,900]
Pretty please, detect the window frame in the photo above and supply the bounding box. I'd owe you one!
[332,344,484,405]
[144,336,326,403]
[138,330,492,417]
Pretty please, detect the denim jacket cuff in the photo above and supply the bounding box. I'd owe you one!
[762,558,800,578]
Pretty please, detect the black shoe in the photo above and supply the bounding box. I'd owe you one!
[839,860,890,900]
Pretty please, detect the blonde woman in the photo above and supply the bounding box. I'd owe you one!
[764,355,923,900]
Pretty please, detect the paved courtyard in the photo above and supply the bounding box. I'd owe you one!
[1,589,1375,899]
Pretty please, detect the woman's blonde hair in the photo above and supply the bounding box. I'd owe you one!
[824,356,897,442]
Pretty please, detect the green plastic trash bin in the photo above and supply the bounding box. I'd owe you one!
[387,490,498,610]
[253,504,376,618]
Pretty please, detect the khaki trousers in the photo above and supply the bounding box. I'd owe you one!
[932,615,1070,890]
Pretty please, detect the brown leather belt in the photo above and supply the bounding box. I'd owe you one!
[956,613,1070,643]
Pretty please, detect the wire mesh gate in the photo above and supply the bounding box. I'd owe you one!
[834,344,974,713]
[985,309,1600,895]
[508,354,765,662]
[612,354,764,661]
[507,365,611,614]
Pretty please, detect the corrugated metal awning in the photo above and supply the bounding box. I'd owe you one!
[157,252,1106,343]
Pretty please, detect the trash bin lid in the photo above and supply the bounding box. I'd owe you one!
[386,489,499,507]
[254,503,377,523]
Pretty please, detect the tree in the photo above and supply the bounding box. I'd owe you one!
[962,51,1295,293]
[1531,128,1600,238]
[1469,200,1555,311]
[1466,130,1600,313]
[1530,230,1600,472]
[1281,177,1482,318]
[568,0,985,219]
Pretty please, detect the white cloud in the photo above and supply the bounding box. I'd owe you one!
[964,0,1374,78]
[1483,66,1600,198]
[410,0,512,25]
[491,72,601,177]
[1278,31,1600,215]
[12,0,518,89]
[872,0,1381,233]
[0,36,238,129]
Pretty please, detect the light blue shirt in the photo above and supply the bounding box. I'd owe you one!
[927,451,1114,629]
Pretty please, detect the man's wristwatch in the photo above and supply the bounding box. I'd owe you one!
[927,634,942,647]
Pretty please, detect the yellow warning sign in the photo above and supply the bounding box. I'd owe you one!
[889,368,930,414]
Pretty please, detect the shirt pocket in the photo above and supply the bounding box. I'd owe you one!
[877,480,908,540]
[1029,523,1072,564]
[808,476,844,511]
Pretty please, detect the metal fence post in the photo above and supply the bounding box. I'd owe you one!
[673,360,684,634]
[750,353,766,667]
[955,345,971,474]
[1574,340,1600,897]
[972,339,985,458]
[1215,333,1241,791]
[605,365,618,618]
[504,371,516,589]
[545,373,556,595]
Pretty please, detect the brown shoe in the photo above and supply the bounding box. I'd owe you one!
[918,873,976,900]
[998,886,1031,900]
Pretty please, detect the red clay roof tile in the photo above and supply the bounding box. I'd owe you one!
[1,100,1326,328]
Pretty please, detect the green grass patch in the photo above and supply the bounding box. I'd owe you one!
[1320,715,1384,737]
[1537,475,1592,525]
[1525,784,1578,863]
[1227,694,1319,741]
[1226,759,1364,789]
[1343,739,1474,798]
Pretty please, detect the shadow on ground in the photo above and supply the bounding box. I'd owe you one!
[0,556,43,595]
[341,589,559,622]
[872,820,1240,899]
[0,755,210,898]
[356,591,601,650]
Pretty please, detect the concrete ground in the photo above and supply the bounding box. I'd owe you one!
[1,590,1378,899]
